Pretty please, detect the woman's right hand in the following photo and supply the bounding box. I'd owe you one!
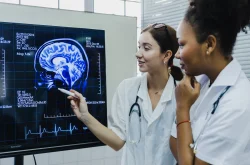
[175,75,200,110]
[67,89,89,122]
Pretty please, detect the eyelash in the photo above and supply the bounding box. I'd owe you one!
[138,46,150,51]
[178,44,184,49]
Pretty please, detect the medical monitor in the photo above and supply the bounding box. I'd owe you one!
[0,21,107,157]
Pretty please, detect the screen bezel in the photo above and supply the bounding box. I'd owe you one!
[0,21,107,158]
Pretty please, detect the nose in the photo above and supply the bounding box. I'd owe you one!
[175,48,180,59]
[135,50,142,58]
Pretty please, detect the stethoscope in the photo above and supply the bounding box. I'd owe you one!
[190,86,231,154]
[127,78,176,144]
[128,92,142,144]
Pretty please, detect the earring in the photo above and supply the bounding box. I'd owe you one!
[164,61,166,65]
[206,50,209,54]
[168,67,171,73]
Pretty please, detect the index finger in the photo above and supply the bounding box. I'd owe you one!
[184,75,196,88]
[70,89,86,101]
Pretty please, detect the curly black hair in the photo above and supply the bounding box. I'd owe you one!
[185,0,250,56]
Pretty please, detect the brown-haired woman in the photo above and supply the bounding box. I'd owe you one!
[68,23,183,165]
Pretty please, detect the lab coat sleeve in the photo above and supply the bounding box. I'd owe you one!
[170,117,177,138]
[108,80,127,141]
[170,90,177,138]
[195,94,250,165]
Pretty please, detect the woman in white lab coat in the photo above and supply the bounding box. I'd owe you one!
[68,23,183,165]
[170,0,250,165]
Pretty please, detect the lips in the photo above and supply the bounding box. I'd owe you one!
[138,61,145,66]
[138,61,145,64]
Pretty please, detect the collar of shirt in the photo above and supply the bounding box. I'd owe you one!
[137,73,175,124]
[196,58,241,88]
[210,58,241,87]
[191,59,242,122]
[137,73,174,103]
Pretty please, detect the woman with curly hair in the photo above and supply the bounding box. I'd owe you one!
[170,0,250,164]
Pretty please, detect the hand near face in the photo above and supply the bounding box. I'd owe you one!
[67,89,89,121]
[175,75,201,110]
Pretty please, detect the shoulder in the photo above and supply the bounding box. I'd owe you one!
[229,71,250,105]
[118,74,144,89]
[231,71,250,98]
[218,72,250,115]
[237,71,250,90]
[115,75,144,98]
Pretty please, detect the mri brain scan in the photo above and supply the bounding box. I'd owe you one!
[34,38,89,91]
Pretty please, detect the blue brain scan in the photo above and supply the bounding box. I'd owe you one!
[34,38,89,92]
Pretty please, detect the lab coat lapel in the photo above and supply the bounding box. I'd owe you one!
[137,73,147,101]
[137,73,151,122]
[192,59,241,122]
[192,86,223,122]
[148,75,175,126]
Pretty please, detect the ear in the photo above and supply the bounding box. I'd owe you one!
[205,35,217,55]
[163,50,173,63]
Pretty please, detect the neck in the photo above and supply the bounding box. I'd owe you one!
[147,70,169,92]
[206,55,233,85]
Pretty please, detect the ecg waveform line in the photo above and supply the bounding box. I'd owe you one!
[24,123,88,139]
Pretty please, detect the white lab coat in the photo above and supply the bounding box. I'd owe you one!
[109,73,176,165]
[171,59,250,165]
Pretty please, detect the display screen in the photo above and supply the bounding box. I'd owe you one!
[0,22,107,157]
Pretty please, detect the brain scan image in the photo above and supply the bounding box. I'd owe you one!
[34,38,89,92]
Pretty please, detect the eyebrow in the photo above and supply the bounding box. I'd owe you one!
[141,42,152,47]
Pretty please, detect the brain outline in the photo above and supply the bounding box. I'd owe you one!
[34,38,89,89]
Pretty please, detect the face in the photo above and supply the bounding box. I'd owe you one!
[175,20,206,76]
[136,31,167,73]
